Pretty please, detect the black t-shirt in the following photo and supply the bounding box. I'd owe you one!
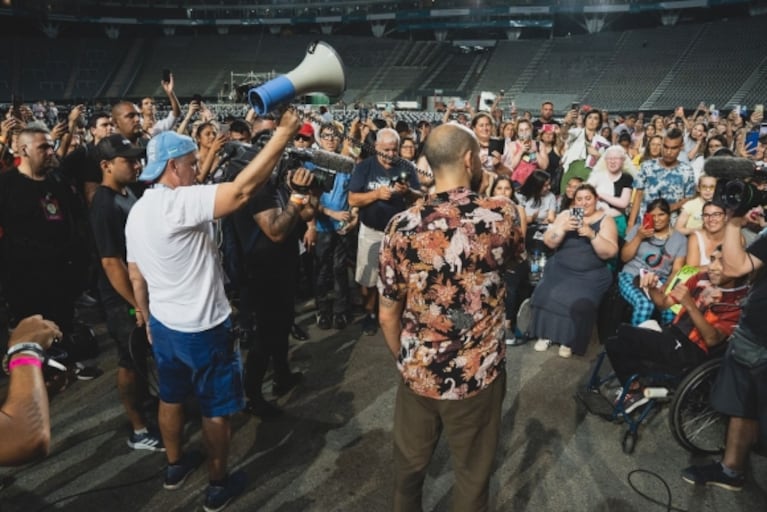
[740,234,767,345]
[233,180,300,265]
[612,172,634,214]
[0,168,82,282]
[348,156,420,231]
[89,185,136,308]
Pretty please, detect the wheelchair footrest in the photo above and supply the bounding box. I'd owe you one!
[575,389,621,422]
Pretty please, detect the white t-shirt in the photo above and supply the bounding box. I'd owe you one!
[125,185,231,332]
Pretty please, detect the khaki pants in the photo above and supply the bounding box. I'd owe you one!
[392,370,506,512]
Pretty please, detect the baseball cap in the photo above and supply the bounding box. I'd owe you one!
[297,122,314,138]
[139,131,197,182]
[96,135,146,161]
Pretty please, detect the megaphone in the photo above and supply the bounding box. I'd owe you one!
[248,41,346,115]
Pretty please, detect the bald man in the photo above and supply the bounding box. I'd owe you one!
[112,101,148,146]
[378,124,524,511]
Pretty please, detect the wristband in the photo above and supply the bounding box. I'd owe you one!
[290,193,308,206]
[8,356,42,372]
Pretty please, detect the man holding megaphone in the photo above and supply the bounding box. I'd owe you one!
[125,108,301,512]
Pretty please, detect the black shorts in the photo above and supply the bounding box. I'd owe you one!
[104,304,146,371]
[711,330,767,446]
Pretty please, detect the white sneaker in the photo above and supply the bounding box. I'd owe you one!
[558,345,572,358]
[533,338,551,352]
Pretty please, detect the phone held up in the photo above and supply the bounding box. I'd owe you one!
[642,212,654,231]
[570,207,584,227]
[162,69,172,83]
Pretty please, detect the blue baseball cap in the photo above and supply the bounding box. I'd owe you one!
[139,131,198,182]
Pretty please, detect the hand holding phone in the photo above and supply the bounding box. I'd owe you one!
[162,69,172,83]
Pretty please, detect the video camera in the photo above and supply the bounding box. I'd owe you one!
[704,156,767,216]
[217,140,354,194]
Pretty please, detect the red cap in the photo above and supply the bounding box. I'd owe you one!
[298,123,314,138]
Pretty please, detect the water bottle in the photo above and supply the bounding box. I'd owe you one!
[530,250,541,284]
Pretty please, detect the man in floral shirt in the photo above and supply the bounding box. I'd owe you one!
[378,123,524,512]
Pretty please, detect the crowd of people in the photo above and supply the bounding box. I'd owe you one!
[1,85,767,509]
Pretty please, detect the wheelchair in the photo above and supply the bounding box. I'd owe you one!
[577,347,727,455]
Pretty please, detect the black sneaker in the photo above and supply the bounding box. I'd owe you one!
[273,372,303,397]
[290,323,309,341]
[316,313,332,330]
[333,313,348,330]
[164,450,204,490]
[361,315,378,336]
[203,470,247,512]
[245,398,283,420]
[682,461,745,491]
[74,363,104,381]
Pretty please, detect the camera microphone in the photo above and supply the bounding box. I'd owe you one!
[703,156,755,180]
[286,147,355,174]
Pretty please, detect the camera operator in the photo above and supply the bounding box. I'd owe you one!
[682,201,767,491]
[233,155,316,419]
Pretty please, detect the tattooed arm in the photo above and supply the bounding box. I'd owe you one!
[0,315,62,466]
[379,295,405,358]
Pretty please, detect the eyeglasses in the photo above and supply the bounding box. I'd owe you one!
[702,211,725,219]
[320,133,338,140]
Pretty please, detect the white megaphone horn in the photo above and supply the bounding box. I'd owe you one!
[248,41,346,115]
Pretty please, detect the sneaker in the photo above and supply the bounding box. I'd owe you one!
[290,323,309,341]
[361,315,378,336]
[316,313,332,330]
[164,450,204,490]
[245,398,283,420]
[682,461,745,491]
[333,313,349,330]
[273,371,303,396]
[614,391,649,414]
[533,339,551,352]
[558,345,572,358]
[203,470,247,512]
[128,430,165,452]
[74,362,104,381]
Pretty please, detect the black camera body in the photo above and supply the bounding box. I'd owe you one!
[716,178,767,216]
[390,170,411,187]
[284,154,336,194]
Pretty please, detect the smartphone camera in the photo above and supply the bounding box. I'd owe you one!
[358,108,368,123]
[162,69,171,83]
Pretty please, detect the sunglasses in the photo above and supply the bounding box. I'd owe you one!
[295,135,312,142]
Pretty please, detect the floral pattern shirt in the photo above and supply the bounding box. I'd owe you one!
[634,158,695,218]
[378,187,524,400]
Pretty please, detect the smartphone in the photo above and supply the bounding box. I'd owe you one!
[11,94,22,119]
[192,94,202,103]
[745,131,759,155]
[642,212,654,230]
[571,102,580,112]
[488,137,504,156]
[711,109,720,123]
[162,68,171,82]
[358,107,368,123]
[756,104,764,115]
[499,89,505,97]
[571,207,584,227]
[760,122,767,137]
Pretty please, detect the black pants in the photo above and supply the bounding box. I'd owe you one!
[605,323,708,386]
[243,255,297,401]
[314,230,351,316]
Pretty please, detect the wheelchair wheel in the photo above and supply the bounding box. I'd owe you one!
[669,358,727,455]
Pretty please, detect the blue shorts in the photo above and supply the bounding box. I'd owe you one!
[150,316,244,418]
